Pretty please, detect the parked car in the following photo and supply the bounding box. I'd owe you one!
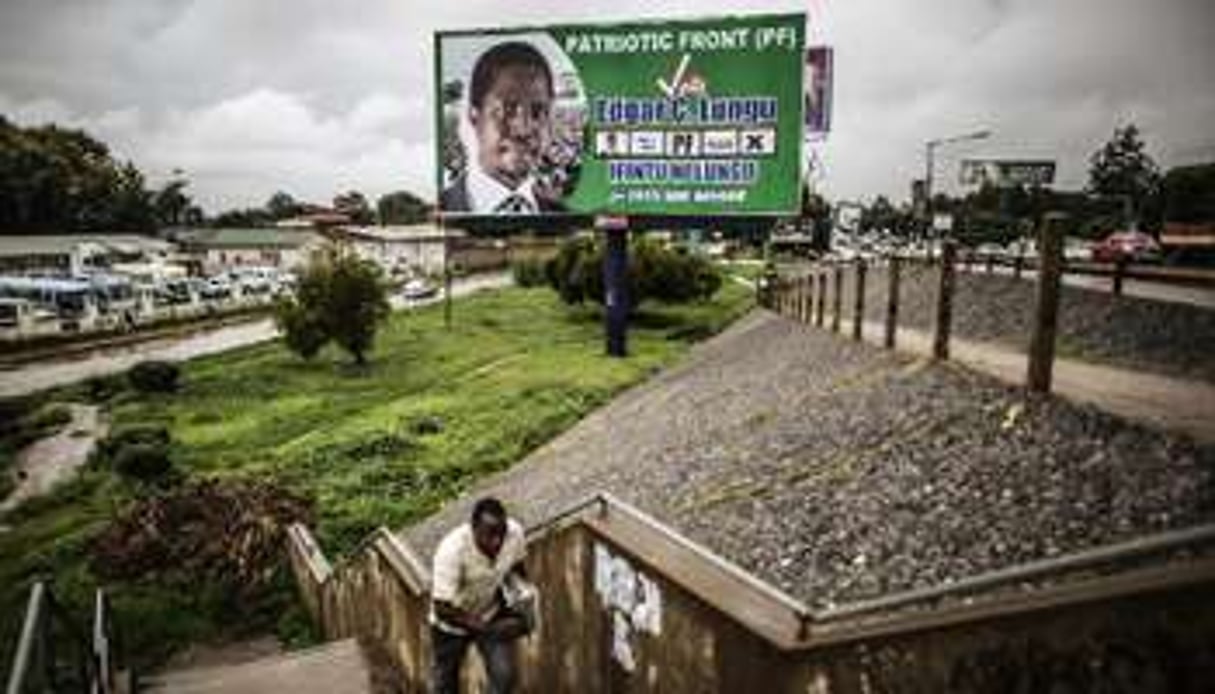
[402,278,438,300]
[200,276,232,300]
[1092,231,1161,263]
[1062,238,1093,262]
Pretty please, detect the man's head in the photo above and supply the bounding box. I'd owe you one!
[470,496,509,560]
[467,42,554,190]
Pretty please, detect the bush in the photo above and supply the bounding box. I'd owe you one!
[83,373,127,403]
[273,299,327,361]
[113,443,176,485]
[511,258,548,288]
[128,361,181,394]
[543,236,722,309]
[93,424,171,469]
[277,247,390,365]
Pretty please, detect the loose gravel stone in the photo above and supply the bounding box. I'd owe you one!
[404,310,1214,608]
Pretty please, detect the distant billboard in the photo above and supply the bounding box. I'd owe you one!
[804,46,832,135]
[959,159,1056,188]
[435,13,806,218]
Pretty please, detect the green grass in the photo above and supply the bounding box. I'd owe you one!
[718,259,766,282]
[0,283,752,673]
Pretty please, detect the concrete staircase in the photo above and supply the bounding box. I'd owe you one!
[139,638,373,693]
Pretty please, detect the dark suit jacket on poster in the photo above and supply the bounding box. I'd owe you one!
[440,173,565,214]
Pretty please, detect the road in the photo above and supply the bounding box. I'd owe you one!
[965,264,1215,309]
[0,272,511,398]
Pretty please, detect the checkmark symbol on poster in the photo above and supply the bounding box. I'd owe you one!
[655,53,691,97]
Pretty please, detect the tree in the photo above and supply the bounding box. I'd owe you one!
[376,190,431,225]
[265,191,301,220]
[1162,163,1215,224]
[211,207,272,228]
[154,179,193,227]
[275,246,390,366]
[333,190,373,225]
[0,118,159,233]
[1088,124,1162,231]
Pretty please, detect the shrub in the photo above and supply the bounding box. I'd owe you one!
[93,424,171,469]
[83,373,127,403]
[543,236,722,308]
[113,443,176,485]
[128,361,181,394]
[273,298,327,361]
[277,247,390,365]
[511,258,548,288]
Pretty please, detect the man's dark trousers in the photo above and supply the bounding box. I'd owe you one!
[431,624,517,694]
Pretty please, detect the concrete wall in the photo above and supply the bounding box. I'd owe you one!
[289,503,1215,693]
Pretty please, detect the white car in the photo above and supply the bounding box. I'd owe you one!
[402,279,438,300]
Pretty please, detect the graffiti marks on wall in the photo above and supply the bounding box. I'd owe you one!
[594,542,663,673]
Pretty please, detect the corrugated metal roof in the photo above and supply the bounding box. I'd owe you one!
[181,228,324,249]
[0,234,173,257]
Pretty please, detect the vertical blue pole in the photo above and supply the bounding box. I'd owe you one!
[604,227,629,357]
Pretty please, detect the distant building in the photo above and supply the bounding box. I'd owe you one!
[0,234,173,276]
[275,206,351,229]
[325,224,457,277]
[175,228,325,274]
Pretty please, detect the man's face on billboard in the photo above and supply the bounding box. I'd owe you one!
[470,62,552,189]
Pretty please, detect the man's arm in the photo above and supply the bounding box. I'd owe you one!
[432,599,487,634]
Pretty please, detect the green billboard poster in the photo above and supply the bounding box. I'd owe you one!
[435,13,806,218]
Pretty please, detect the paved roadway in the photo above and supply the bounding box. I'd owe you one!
[962,264,1215,309]
[0,273,511,398]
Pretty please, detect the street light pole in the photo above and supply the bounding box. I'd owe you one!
[924,129,992,245]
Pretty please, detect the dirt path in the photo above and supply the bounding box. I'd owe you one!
[0,403,106,515]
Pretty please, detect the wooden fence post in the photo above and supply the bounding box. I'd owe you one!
[885,255,901,349]
[832,264,843,333]
[816,271,826,327]
[807,271,816,324]
[1113,256,1127,296]
[1028,212,1067,393]
[933,241,957,360]
[853,259,867,341]
[802,275,812,323]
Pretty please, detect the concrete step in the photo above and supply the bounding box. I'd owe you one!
[140,638,372,694]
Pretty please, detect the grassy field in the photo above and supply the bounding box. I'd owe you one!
[0,282,752,671]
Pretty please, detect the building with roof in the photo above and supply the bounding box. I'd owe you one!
[175,228,326,274]
[326,224,458,277]
[0,234,174,276]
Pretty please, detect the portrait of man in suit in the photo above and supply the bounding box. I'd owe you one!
[441,41,565,215]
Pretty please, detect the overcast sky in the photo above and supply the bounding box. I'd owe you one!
[1,0,1211,213]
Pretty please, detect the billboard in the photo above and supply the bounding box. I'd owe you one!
[959,159,1056,188]
[435,14,806,218]
[804,46,832,135]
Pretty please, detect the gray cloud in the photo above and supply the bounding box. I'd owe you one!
[1,0,1211,211]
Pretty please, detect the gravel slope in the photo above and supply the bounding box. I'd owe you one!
[832,262,1215,384]
[404,310,1214,608]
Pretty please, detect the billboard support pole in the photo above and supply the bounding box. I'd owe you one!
[600,216,629,358]
[442,216,452,330]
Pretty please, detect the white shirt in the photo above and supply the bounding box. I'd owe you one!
[465,164,538,214]
[430,518,527,633]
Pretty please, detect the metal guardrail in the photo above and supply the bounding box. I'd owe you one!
[4,582,117,694]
